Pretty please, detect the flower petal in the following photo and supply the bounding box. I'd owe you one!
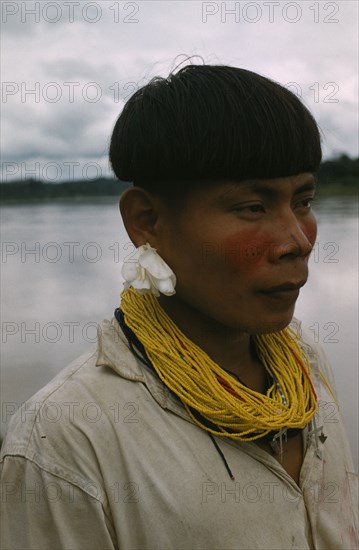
[121,262,139,282]
[131,276,152,291]
[139,248,174,279]
[154,276,177,296]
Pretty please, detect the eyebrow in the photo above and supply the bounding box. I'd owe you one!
[218,177,317,201]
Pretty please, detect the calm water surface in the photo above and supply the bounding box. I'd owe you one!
[1,196,358,469]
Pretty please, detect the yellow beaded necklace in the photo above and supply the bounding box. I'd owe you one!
[120,287,318,441]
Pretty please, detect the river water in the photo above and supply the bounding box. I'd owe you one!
[1,195,358,469]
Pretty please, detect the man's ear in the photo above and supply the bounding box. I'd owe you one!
[119,187,161,247]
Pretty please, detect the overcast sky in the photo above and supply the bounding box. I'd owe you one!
[1,0,358,182]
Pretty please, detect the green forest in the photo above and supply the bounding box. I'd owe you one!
[1,155,357,201]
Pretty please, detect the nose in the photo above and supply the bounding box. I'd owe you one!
[268,215,314,262]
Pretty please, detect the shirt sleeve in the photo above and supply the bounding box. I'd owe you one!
[1,455,117,550]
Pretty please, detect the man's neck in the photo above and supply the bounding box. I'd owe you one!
[158,294,266,393]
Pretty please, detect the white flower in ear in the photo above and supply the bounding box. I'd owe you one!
[121,242,176,297]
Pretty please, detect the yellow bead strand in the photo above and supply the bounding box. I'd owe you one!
[120,287,318,441]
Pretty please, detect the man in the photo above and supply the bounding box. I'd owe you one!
[1,64,358,549]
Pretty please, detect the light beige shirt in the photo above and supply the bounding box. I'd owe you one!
[1,317,358,550]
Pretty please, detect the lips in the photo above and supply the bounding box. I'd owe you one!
[259,280,306,301]
[261,281,307,293]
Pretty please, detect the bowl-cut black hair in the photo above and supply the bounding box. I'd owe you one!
[109,64,322,197]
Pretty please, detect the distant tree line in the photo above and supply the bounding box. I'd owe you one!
[1,155,357,200]
[0,177,131,200]
[315,154,358,184]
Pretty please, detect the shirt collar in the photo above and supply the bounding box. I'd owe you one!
[95,317,192,422]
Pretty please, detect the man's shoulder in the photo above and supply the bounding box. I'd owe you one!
[1,349,95,454]
[0,331,155,494]
[0,320,149,466]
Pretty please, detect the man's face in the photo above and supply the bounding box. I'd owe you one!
[156,173,317,335]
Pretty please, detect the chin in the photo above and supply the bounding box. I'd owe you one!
[253,319,292,335]
[235,309,295,335]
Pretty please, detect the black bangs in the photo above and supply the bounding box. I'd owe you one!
[109,65,322,191]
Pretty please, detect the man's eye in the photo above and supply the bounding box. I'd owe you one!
[297,197,316,209]
[248,204,265,212]
[234,204,265,213]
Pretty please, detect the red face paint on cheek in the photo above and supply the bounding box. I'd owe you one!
[222,231,272,272]
[222,214,317,271]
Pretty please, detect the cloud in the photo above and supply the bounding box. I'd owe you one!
[1,0,358,181]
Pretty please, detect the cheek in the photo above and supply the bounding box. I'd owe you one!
[222,231,271,273]
[222,215,318,272]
